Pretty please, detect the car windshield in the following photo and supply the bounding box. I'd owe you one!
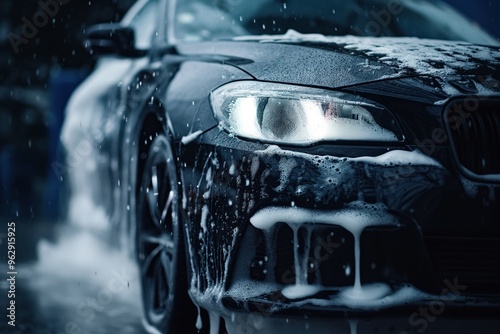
[172,0,499,45]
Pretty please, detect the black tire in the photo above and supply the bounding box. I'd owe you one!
[136,133,195,333]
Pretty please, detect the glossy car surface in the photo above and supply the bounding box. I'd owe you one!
[62,0,500,333]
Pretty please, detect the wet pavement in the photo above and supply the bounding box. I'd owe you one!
[0,220,147,334]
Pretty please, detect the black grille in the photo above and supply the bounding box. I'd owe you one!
[425,236,500,296]
[445,100,500,177]
[274,224,355,286]
[251,222,429,289]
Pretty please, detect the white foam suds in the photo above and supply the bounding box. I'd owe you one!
[226,279,281,300]
[229,163,237,175]
[250,202,399,301]
[196,305,203,331]
[341,283,391,301]
[189,203,240,320]
[250,156,260,178]
[200,205,209,235]
[227,280,437,313]
[181,130,203,145]
[235,30,500,77]
[250,202,398,231]
[209,311,220,334]
[260,145,443,168]
[345,264,351,277]
[348,319,358,334]
[274,157,298,193]
[282,284,321,300]
[301,283,430,310]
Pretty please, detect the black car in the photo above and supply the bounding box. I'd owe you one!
[61,0,500,333]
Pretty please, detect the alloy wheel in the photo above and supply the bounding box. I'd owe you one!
[137,134,179,331]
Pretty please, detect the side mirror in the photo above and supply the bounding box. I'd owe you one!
[84,24,146,58]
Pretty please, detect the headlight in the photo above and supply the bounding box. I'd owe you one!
[211,81,404,145]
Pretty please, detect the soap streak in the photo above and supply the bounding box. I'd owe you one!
[250,203,399,301]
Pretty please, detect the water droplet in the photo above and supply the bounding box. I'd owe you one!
[345,264,351,276]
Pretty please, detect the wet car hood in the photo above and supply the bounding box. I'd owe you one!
[176,33,500,90]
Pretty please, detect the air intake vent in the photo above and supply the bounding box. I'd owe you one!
[425,235,500,296]
[445,99,500,179]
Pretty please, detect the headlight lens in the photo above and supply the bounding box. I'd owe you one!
[211,81,404,145]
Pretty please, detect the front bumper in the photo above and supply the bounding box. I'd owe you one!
[180,129,500,316]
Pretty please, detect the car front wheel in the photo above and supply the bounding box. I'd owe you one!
[136,133,193,333]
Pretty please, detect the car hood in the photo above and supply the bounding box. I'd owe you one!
[177,32,500,90]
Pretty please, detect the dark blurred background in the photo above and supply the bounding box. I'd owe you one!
[0,0,136,224]
[0,0,499,225]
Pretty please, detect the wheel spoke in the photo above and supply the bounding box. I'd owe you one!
[151,165,159,199]
[161,190,174,226]
[145,162,174,230]
[141,242,163,275]
[146,184,160,227]
[141,232,175,253]
[147,256,168,316]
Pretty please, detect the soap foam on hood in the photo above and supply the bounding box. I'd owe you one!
[236,30,500,77]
